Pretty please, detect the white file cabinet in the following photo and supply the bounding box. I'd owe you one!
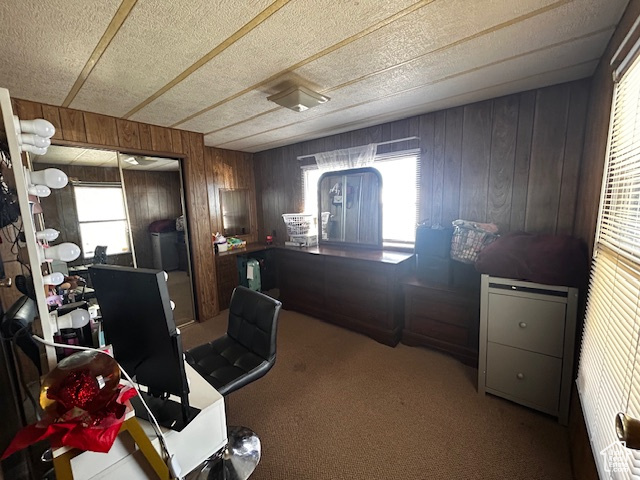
[478,275,578,425]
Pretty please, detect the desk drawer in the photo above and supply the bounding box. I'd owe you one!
[487,293,565,357]
[486,342,561,413]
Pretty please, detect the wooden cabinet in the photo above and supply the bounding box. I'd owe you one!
[401,277,480,366]
[276,246,413,346]
[478,274,578,425]
[215,254,239,310]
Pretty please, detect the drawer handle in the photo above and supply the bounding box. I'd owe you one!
[519,322,527,328]
[516,373,525,380]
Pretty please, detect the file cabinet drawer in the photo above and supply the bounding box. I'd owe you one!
[486,342,562,413]
[487,293,566,357]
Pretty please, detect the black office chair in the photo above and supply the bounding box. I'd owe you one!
[186,287,281,479]
[185,286,282,396]
[92,245,108,265]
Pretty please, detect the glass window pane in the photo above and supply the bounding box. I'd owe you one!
[374,156,417,243]
[74,186,127,222]
[79,220,130,259]
[304,168,322,213]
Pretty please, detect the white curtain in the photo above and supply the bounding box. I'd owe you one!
[314,144,376,171]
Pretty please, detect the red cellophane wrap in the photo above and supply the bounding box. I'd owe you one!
[2,371,137,459]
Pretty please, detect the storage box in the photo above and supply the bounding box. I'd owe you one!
[288,234,318,247]
[415,226,453,259]
[416,255,452,285]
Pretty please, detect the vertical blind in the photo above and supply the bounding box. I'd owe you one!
[578,48,640,478]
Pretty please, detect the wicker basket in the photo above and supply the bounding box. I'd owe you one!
[282,213,315,236]
[450,223,498,263]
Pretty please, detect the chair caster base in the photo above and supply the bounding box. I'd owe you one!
[193,426,261,480]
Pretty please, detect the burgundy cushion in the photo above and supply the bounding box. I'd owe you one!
[474,232,588,287]
[148,219,176,232]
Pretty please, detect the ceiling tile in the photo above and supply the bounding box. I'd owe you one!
[0,0,123,105]
[182,0,622,149]
[70,0,273,116]
[214,37,601,151]
[129,0,416,126]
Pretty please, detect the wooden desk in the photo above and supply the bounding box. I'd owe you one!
[276,246,414,346]
[56,364,227,479]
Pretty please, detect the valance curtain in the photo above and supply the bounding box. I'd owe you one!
[314,144,377,171]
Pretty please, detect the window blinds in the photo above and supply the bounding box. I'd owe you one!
[578,49,640,478]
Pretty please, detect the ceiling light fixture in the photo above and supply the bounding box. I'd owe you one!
[123,155,157,166]
[267,86,330,112]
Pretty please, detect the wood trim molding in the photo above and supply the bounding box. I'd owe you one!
[13,98,221,321]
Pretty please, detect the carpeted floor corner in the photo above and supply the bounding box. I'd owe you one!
[181,309,573,480]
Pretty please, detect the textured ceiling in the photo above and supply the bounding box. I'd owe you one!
[34,145,179,171]
[0,0,629,153]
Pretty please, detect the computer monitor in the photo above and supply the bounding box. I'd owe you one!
[89,264,198,430]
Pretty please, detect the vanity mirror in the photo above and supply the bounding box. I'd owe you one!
[318,167,382,248]
[220,188,251,236]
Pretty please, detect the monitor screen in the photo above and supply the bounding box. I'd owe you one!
[89,265,188,401]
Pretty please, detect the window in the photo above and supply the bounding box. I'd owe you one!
[73,185,130,259]
[577,48,640,477]
[302,152,419,245]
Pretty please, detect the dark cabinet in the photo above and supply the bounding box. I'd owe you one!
[277,246,413,346]
[402,277,480,366]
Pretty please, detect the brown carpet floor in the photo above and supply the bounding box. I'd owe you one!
[181,309,573,480]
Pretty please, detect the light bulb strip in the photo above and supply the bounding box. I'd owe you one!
[1,89,58,370]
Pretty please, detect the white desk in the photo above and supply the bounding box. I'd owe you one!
[56,363,227,479]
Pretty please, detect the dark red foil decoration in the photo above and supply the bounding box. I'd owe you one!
[1,351,137,459]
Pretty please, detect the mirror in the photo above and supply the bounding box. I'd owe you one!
[318,167,382,248]
[31,145,197,327]
[220,188,250,236]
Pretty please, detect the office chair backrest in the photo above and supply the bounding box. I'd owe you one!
[227,286,281,362]
[93,246,108,265]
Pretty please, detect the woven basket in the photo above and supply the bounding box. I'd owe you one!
[450,224,498,263]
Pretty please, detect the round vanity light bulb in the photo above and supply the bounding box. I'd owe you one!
[28,184,51,197]
[163,271,169,281]
[46,243,81,262]
[21,144,48,155]
[42,272,65,285]
[19,118,56,138]
[36,228,60,242]
[170,300,175,311]
[20,133,51,148]
[57,309,90,329]
[29,168,68,189]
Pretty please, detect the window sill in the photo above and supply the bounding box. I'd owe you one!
[383,242,414,253]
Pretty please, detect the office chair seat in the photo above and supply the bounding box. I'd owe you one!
[185,286,281,396]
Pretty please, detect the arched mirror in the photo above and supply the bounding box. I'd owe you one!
[318,167,382,248]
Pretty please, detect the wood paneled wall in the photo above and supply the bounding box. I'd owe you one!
[10,99,221,320]
[205,147,258,244]
[35,163,132,267]
[122,169,183,269]
[255,79,589,242]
